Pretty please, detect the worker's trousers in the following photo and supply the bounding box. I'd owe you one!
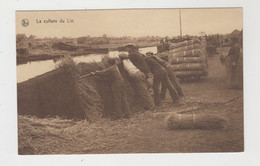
[153,68,179,106]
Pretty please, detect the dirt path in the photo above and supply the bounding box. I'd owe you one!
[76,55,243,154]
[18,53,243,154]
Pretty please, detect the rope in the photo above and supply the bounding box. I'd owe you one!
[79,73,93,80]
[177,96,241,114]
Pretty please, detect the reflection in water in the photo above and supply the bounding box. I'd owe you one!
[17,46,157,83]
[17,60,57,83]
[139,46,157,55]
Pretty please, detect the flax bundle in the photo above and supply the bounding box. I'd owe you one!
[169,44,202,54]
[169,40,201,49]
[169,57,205,64]
[165,113,226,130]
[169,49,204,58]
[170,63,205,71]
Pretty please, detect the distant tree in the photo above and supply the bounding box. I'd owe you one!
[77,37,88,44]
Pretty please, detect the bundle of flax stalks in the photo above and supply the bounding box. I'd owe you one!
[167,40,208,79]
[169,44,202,54]
[17,64,86,119]
[18,58,143,122]
[17,61,106,121]
[165,113,226,130]
[169,40,201,50]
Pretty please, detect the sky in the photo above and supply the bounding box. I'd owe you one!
[16,8,242,38]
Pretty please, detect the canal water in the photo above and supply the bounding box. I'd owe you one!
[17,46,157,83]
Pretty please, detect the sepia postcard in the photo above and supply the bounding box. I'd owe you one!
[16,8,243,155]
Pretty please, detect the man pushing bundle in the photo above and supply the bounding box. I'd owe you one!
[145,51,184,98]
[145,52,180,106]
[118,53,155,110]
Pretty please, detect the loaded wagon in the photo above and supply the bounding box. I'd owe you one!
[156,39,208,80]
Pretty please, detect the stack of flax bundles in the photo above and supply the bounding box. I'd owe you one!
[157,40,208,79]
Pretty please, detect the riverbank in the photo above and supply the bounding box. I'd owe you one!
[17,41,159,65]
[17,48,108,65]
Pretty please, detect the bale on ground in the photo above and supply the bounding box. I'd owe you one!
[169,40,201,49]
[169,63,205,71]
[169,44,202,54]
[169,49,204,58]
[165,113,226,130]
[169,57,205,64]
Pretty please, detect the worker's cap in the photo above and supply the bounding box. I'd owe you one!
[118,53,129,59]
[146,51,154,56]
[124,43,136,48]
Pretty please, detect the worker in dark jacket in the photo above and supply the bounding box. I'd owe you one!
[144,54,179,106]
[226,37,241,88]
[125,43,152,79]
[146,52,184,98]
[92,58,130,120]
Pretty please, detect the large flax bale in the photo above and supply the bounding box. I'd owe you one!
[169,49,204,58]
[77,62,141,116]
[170,63,205,71]
[169,40,201,49]
[165,113,226,130]
[17,61,140,121]
[78,76,104,122]
[169,57,205,64]
[77,62,114,118]
[169,44,202,54]
[17,65,85,119]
